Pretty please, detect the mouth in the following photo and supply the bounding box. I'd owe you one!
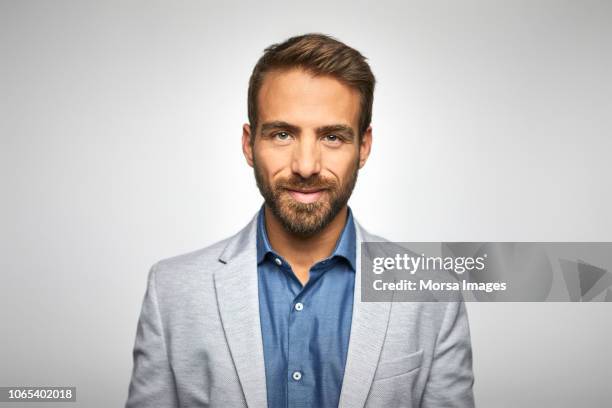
[285,188,325,204]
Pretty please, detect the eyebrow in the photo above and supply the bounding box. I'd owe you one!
[260,121,355,141]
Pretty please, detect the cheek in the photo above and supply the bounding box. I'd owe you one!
[255,145,292,178]
[322,149,359,180]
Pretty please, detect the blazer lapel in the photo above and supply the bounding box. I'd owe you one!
[214,214,268,408]
[338,220,393,408]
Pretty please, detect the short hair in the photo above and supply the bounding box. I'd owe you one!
[247,33,376,143]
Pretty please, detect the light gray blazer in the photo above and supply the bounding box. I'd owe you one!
[126,212,475,408]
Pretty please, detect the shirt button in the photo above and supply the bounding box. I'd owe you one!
[274,258,282,266]
[294,302,304,311]
[292,371,302,381]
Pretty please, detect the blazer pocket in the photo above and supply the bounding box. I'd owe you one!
[374,349,424,381]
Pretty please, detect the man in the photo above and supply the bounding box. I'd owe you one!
[126,33,475,408]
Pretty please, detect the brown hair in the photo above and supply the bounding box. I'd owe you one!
[247,33,376,143]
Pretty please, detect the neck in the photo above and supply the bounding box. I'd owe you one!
[264,205,348,273]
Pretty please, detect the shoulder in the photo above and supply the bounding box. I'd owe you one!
[355,217,469,317]
[149,212,258,280]
[147,216,253,293]
[143,239,227,302]
[353,217,389,243]
[153,237,230,276]
[138,232,245,324]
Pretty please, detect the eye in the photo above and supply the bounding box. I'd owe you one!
[274,131,291,141]
[323,134,343,144]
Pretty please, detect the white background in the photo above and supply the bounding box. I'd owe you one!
[2,1,611,407]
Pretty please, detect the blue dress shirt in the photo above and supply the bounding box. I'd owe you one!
[256,205,356,408]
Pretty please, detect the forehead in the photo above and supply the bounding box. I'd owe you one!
[257,68,361,129]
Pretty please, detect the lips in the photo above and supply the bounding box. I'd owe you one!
[286,188,325,204]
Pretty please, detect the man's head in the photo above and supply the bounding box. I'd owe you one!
[242,33,376,237]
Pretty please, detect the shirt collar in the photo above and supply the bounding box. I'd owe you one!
[256,204,357,271]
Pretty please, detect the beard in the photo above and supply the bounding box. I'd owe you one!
[253,158,359,237]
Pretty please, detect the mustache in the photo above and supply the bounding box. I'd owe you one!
[276,175,338,191]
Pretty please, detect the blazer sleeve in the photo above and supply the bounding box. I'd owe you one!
[125,263,179,408]
[421,301,475,408]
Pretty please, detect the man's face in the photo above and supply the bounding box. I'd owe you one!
[242,68,372,237]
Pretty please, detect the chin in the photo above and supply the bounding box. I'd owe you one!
[276,203,338,236]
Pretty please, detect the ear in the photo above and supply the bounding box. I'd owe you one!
[242,123,254,167]
[358,125,372,169]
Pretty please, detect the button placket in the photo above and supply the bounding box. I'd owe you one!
[288,290,308,405]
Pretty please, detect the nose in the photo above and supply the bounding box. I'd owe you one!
[291,136,321,178]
